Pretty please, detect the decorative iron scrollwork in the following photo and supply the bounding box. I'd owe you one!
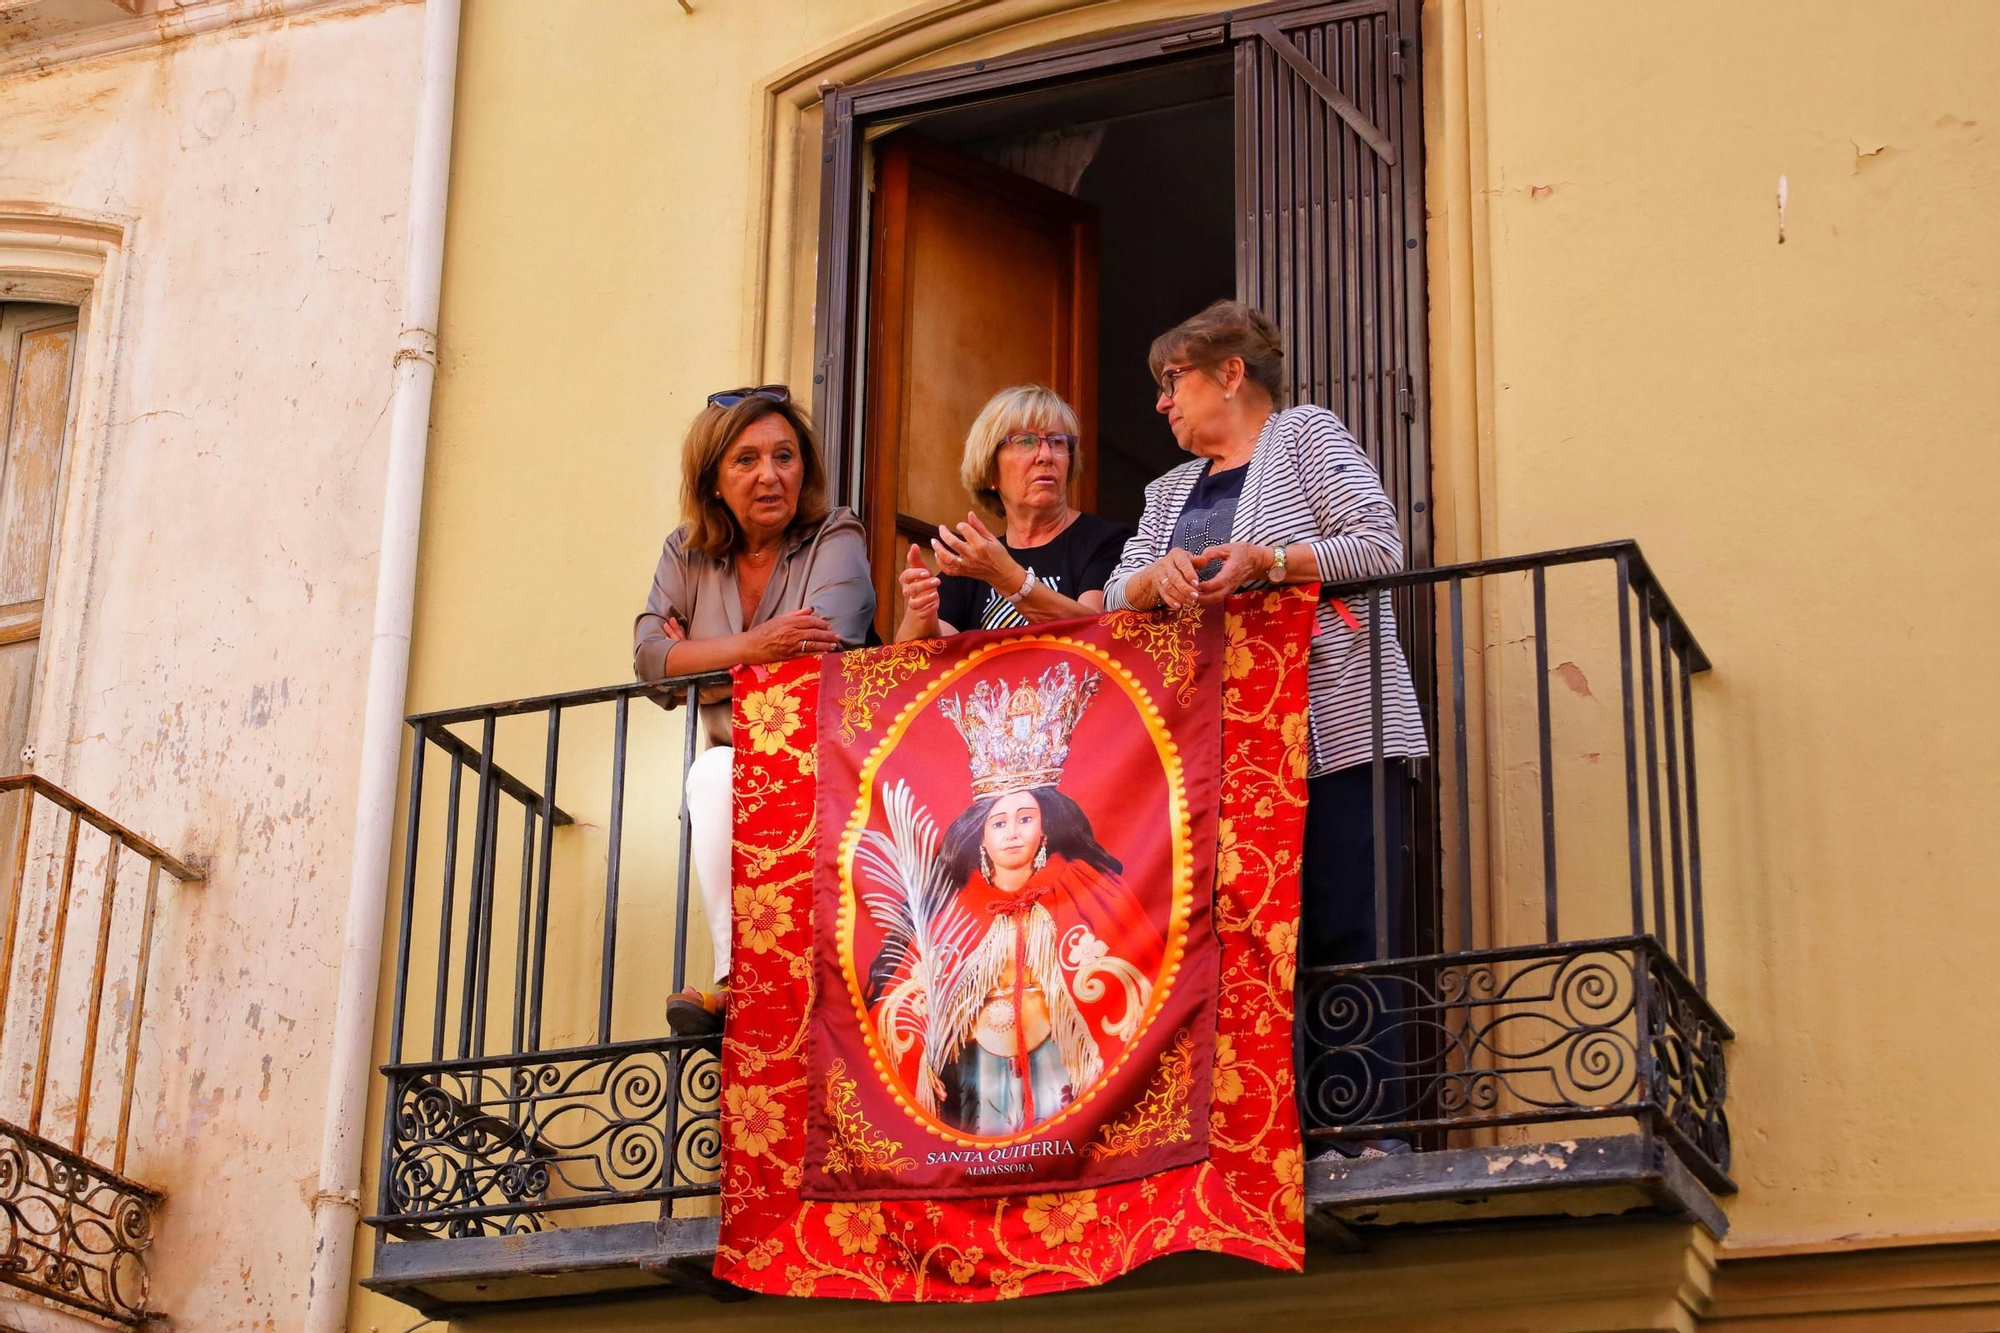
[0,1120,158,1323]
[1645,951,1731,1179]
[380,1039,723,1236]
[1299,938,1730,1190]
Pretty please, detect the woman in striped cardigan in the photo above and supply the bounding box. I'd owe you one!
[1103,300,1429,1158]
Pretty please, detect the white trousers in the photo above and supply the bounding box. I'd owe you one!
[684,744,735,986]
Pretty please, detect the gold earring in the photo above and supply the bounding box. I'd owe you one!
[1033,842,1048,873]
[981,848,995,880]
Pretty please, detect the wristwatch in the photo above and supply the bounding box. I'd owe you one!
[1008,566,1040,605]
[1266,545,1288,584]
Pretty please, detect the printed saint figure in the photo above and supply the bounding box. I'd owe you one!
[862,663,1165,1136]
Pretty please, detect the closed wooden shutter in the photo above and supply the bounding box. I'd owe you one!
[0,303,79,770]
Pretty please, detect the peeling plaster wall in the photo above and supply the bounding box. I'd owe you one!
[0,2,422,1328]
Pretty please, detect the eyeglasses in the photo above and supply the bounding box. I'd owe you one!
[999,431,1077,457]
[1158,365,1202,400]
[707,383,790,409]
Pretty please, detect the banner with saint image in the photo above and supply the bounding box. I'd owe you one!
[803,610,1224,1198]
[715,591,1315,1301]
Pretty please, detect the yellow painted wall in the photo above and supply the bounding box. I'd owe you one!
[1463,0,2000,1246]
[352,0,2000,1326]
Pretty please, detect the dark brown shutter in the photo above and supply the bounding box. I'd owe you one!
[1233,0,1429,568]
[1234,0,1437,953]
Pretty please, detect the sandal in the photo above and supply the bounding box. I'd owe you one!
[666,986,727,1037]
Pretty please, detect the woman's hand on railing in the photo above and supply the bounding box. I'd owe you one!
[747,608,842,663]
[1129,549,1202,611]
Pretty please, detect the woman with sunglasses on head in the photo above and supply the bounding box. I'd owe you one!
[634,385,875,1035]
[895,385,1132,642]
[1102,301,1428,1158]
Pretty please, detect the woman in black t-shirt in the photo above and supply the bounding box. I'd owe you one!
[895,386,1132,640]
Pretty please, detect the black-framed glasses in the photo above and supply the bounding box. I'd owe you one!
[707,383,790,409]
[999,431,1077,457]
[1158,364,1202,400]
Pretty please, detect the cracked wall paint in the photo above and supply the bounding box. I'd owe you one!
[0,3,424,1330]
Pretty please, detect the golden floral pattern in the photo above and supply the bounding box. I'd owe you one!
[732,882,795,955]
[1217,818,1244,884]
[826,1202,888,1255]
[741,684,804,754]
[713,591,1318,1302]
[1273,1148,1305,1224]
[832,638,942,744]
[1212,1033,1245,1105]
[1086,1029,1197,1161]
[724,1083,787,1159]
[1279,712,1310,778]
[1104,605,1203,706]
[820,1060,915,1178]
[1267,919,1298,990]
[1223,619,1256,679]
[1021,1191,1099,1247]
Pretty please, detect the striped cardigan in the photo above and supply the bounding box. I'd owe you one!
[1104,405,1429,776]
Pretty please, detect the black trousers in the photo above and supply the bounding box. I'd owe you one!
[1296,759,1410,1133]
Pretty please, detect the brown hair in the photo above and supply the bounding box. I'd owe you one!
[1147,299,1286,402]
[677,395,831,559]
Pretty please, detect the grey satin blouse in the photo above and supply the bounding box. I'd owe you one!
[632,506,875,745]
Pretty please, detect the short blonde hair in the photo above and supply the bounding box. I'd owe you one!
[959,386,1083,516]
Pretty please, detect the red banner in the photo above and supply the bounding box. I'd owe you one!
[715,591,1316,1300]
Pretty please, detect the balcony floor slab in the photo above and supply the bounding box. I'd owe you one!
[364,1133,1723,1318]
[1307,1130,1727,1239]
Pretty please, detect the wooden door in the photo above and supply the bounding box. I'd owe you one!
[0,303,79,773]
[861,136,1098,639]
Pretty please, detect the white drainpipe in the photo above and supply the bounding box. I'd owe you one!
[303,0,460,1327]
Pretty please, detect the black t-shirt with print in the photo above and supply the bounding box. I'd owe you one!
[1170,461,1249,579]
[936,511,1133,632]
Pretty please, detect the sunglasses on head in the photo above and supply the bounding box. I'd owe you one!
[707,383,790,409]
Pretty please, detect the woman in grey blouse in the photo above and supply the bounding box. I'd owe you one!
[1104,301,1428,1156]
[633,386,875,1034]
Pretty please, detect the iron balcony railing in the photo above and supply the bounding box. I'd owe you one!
[1302,541,1730,1195]
[0,776,201,1324]
[367,539,1730,1248]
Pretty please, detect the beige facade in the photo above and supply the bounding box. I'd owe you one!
[0,1,423,1329]
[5,0,1994,1328]
[335,2,2000,1329]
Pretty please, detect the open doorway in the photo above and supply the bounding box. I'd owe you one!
[822,0,1437,962]
[857,54,1234,627]
[1073,93,1235,524]
[918,55,1236,527]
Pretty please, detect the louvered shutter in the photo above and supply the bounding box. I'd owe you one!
[1234,1,1437,952]
[1233,0,1429,565]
